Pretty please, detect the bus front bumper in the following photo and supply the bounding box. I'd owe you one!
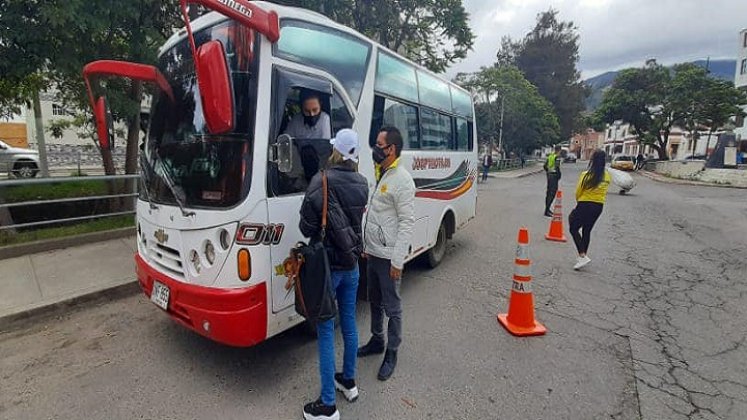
[135,254,268,347]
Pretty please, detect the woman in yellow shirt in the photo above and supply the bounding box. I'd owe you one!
[569,150,611,270]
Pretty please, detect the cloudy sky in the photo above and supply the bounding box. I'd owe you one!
[447,0,747,80]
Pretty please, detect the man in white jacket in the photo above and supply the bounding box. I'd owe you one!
[358,126,416,381]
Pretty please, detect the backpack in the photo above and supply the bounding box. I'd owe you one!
[284,171,337,323]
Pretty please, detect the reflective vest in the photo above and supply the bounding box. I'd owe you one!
[546,153,559,173]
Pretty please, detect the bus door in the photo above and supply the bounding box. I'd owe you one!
[266,67,354,313]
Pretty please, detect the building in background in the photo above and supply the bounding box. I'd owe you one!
[734,28,747,159]
[571,128,604,160]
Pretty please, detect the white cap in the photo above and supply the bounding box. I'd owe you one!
[330,129,360,163]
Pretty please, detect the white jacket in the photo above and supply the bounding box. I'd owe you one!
[363,160,416,270]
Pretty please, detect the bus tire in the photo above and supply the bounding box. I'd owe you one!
[426,220,448,268]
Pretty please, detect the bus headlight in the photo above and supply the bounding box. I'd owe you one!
[204,240,216,266]
[219,229,231,250]
[189,249,201,274]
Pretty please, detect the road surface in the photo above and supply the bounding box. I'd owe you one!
[1,164,746,420]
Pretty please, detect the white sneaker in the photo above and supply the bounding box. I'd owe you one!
[573,256,591,270]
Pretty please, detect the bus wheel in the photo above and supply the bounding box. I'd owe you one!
[426,221,447,268]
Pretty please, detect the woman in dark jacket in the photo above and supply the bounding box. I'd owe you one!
[299,129,369,420]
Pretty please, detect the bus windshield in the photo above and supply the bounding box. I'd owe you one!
[144,20,259,209]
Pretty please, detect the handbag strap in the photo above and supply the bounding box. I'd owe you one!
[321,170,328,239]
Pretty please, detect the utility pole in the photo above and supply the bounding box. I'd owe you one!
[498,94,505,157]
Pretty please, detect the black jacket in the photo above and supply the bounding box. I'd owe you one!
[299,165,369,271]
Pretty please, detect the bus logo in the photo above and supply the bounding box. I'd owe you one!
[154,229,169,244]
[236,223,285,246]
[216,0,253,19]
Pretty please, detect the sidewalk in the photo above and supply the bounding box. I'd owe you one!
[488,165,544,179]
[638,170,747,189]
[0,236,137,327]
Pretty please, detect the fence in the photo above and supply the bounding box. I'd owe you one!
[0,174,138,232]
[492,158,533,171]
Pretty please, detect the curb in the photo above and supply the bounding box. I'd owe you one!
[638,171,747,189]
[0,227,136,261]
[0,281,140,334]
[488,167,544,179]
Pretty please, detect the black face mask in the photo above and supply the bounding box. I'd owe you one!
[372,146,388,164]
[304,113,321,127]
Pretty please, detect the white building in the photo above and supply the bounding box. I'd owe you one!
[735,28,747,142]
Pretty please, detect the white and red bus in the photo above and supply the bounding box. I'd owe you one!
[83,0,477,347]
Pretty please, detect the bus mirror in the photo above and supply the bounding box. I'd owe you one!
[94,96,115,150]
[195,40,234,134]
[276,134,293,173]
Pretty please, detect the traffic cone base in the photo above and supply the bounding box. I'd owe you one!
[497,313,546,336]
[545,233,567,242]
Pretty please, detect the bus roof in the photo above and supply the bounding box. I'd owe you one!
[160,1,471,97]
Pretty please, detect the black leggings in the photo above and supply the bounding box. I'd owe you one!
[568,202,603,254]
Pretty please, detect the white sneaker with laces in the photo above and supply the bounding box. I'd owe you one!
[573,256,591,270]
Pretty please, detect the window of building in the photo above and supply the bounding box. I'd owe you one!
[743,32,747,48]
[369,96,419,149]
[275,20,372,105]
[417,70,452,113]
[52,104,66,116]
[741,59,747,75]
[420,108,452,150]
[375,52,419,104]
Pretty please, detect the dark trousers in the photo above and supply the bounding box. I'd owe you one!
[367,256,402,351]
[545,173,560,213]
[482,165,490,181]
[569,202,604,254]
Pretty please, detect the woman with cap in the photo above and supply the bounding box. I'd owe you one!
[299,128,369,420]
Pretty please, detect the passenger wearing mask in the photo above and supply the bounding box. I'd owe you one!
[285,90,331,140]
[358,126,416,382]
[299,129,369,420]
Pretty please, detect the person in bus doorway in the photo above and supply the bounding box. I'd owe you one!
[358,126,415,382]
[481,151,492,182]
[285,90,331,139]
[299,129,369,420]
[543,145,562,217]
[569,149,611,270]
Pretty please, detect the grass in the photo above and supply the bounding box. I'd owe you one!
[0,215,135,247]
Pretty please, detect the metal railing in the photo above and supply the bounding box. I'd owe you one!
[492,158,533,171]
[0,174,138,232]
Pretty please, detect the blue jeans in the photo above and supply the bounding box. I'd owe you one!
[318,266,359,406]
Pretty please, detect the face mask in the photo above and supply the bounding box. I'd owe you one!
[372,145,388,164]
[304,113,321,127]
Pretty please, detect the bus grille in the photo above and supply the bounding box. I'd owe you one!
[147,242,185,279]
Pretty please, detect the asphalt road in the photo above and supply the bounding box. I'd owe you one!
[1,164,746,420]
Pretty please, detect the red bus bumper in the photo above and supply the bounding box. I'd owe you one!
[135,254,268,347]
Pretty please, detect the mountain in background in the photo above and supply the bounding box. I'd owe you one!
[583,59,737,111]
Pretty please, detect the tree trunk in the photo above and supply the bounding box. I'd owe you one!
[99,143,116,175]
[0,186,16,235]
[704,129,714,158]
[32,91,50,177]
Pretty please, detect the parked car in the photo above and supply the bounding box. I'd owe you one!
[610,155,635,171]
[0,139,40,178]
[563,152,577,163]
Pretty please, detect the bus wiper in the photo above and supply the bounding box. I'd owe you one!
[138,153,158,210]
[154,149,196,218]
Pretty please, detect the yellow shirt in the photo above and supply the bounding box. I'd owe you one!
[575,170,611,204]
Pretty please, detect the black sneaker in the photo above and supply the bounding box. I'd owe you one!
[357,336,385,357]
[544,210,553,217]
[377,349,398,381]
[303,398,339,420]
[334,373,359,402]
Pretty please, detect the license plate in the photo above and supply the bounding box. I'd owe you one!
[151,281,170,311]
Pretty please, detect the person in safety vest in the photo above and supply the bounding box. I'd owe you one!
[543,145,562,217]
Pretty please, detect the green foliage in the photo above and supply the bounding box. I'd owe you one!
[497,9,587,140]
[457,65,560,154]
[596,60,747,159]
[274,0,475,73]
[3,180,112,203]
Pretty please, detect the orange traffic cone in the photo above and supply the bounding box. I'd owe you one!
[497,228,547,336]
[545,190,567,242]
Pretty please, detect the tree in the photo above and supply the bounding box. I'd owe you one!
[498,9,588,140]
[595,61,674,159]
[457,66,560,155]
[274,0,475,73]
[698,79,747,156]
